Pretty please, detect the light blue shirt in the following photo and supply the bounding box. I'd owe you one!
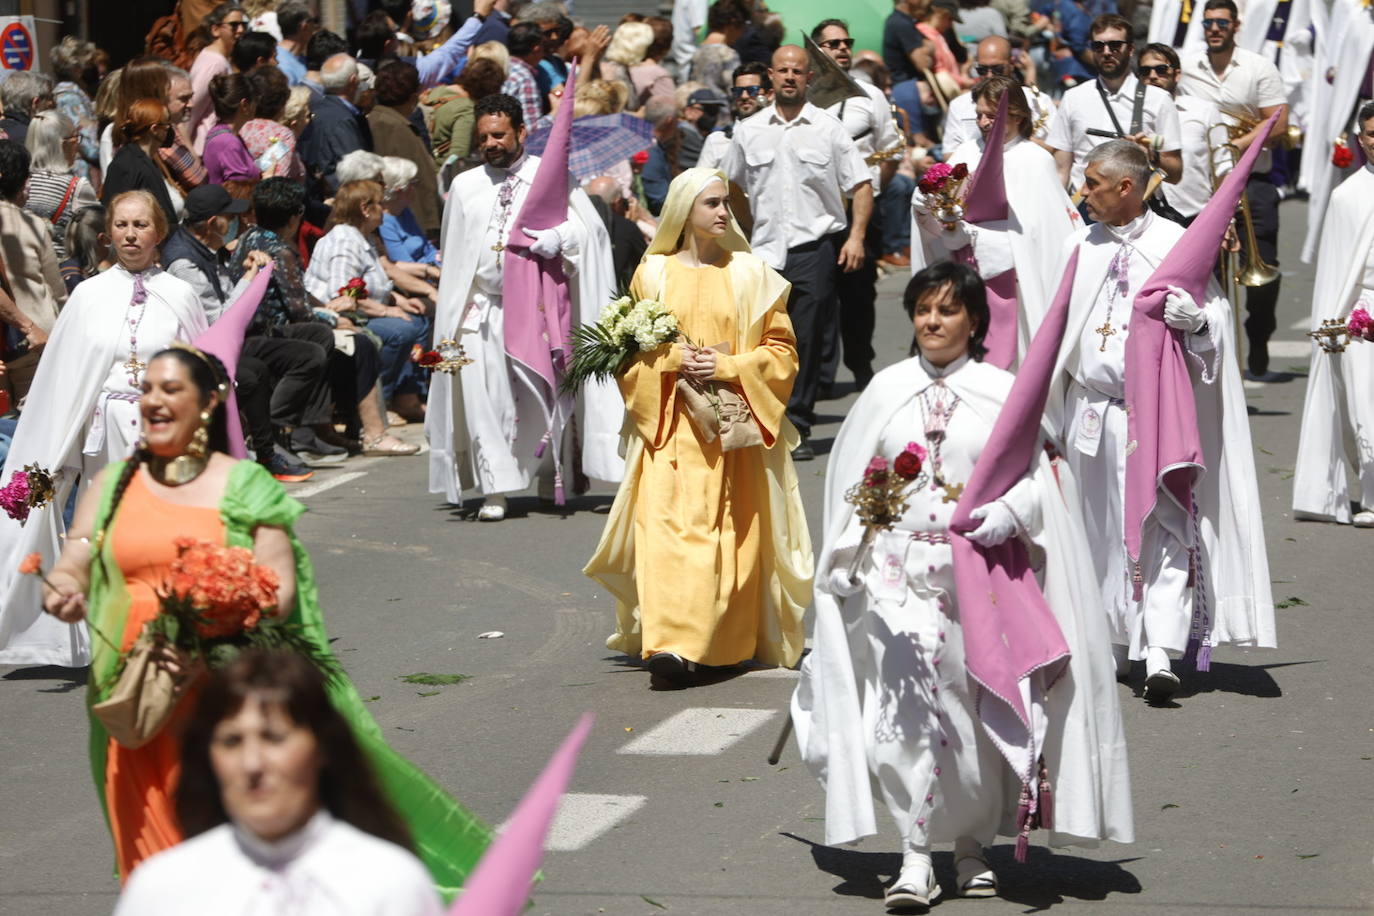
[277,45,307,85]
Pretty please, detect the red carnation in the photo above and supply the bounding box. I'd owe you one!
[1333,141,1354,169]
[951,162,969,180]
[917,177,939,195]
[338,277,368,299]
[416,350,443,367]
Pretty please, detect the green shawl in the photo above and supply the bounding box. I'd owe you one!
[85,460,491,895]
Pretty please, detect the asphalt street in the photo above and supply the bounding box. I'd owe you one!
[3,196,1371,915]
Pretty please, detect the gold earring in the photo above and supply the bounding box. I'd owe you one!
[187,410,211,459]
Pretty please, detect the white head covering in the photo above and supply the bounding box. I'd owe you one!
[644,167,751,257]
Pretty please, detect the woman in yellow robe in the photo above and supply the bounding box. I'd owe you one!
[585,168,814,685]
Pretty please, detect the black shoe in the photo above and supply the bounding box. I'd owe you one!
[791,437,815,462]
[817,383,836,400]
[647,652,697,685]
[853,368,874,392]
[261,445,314,482]
[290,427,348,462]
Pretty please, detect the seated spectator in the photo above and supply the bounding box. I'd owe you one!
[0,141,67,350]
[631,17,676,109]
[102,99,181,224]
[158,62,209,197]
[304,180,429,426]
[112,651,443,916]
[601,21,653,105]
[302,29,350,99]
[274,0,317,85]
[283,85,314,139]
[240,65,306,179]
[23,110,100,260]
[0,72,55,145]
[379,157,441,267]
[161,183,257,323]
[231,177,413,458]
[229,29,278,73]
[300,54,374,193]
[367,60,440,238]
[688,0,747,97]
[203,73,260,194]
[429,57,505,172]
[60,204,110,293]
[501,22,548,127]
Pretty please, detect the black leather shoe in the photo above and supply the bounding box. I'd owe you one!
[791,438,815,462]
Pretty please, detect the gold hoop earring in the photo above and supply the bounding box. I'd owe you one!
[187,410,212,459]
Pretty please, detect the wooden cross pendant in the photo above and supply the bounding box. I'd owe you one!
[1095,321,1116,351]
[124,356,147,383]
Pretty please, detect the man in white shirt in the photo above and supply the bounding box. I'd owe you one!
[1178,0,1289,380]
[941,36,1055,154]
[812,19,901,393]
[1045,14,1183,195]
[722,45,873,460]
[698,62,772,170]
[1138,43,1231,221]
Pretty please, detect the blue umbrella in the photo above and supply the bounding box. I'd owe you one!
[525,113,654,181]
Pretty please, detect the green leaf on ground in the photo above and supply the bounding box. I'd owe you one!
[364,695,380,703]
[1276,596,1308,609]
[713,802,724,808]
[641,896,667,909]
[417,690,440,697]
[1297,853,1320,859]
[1161,803,1179,810]
[1257,447,1274,456]
[400,672,470,685]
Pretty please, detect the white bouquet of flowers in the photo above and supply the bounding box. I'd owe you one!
[562,294,680,393]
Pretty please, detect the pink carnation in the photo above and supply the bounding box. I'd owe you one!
[866,456,889,473]
[923,162,953,182]
[1348,306,1374,341]
[0,473,30,524]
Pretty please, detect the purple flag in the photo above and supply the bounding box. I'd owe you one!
[448,713,594,916]
[190,262,273,459]
[1121,112,1279,581]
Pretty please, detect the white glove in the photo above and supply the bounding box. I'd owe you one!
[1163,285,1207,333]
[826,565,865,597]
[966,500,1019,548]
[525,225,565,260]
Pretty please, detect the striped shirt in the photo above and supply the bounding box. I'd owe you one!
[501,58,544,130]
[302,224,393,305]
[23,170,99,260]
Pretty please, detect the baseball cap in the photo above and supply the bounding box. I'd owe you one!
[184,184,250,224]
[688,88,729,107]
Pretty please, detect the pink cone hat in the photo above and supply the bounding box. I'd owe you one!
[190,262,273,459]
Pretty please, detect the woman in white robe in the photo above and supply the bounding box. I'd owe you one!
[0,191,207,667]
[792,262,1132,910]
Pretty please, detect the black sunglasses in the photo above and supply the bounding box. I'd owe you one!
[1201,17,1234,29]
[1090,39,1129,53]
[973,63,1010,76]
[819,38,855,50]
[731,85,764,97]
[1138,63,1173,76]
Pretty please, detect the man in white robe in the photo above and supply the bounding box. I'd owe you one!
[1046,140,1274,701]
[1293,104,1374,525]
[426,93,623,521]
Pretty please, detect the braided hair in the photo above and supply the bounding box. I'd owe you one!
[98,348,233,541]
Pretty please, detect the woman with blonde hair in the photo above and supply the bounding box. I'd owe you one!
[585,168,813,686]
[600,21,653,102]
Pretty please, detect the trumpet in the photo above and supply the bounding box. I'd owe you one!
[1208,117,1281,289]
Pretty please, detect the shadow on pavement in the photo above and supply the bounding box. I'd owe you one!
[1176,659,1313,699]
[783,831,1143,906]
[2,664,88,693]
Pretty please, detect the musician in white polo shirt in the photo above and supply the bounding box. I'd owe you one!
[722,44,872,461]
[1178,0,1289,381]
[1137,42,1232,222]
[1045,13,1183,197]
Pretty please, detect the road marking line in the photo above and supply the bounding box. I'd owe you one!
[544,793,648,851]
[290,470,368,499]
[618,707,777,756]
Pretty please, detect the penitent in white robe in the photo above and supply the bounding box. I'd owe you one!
[793,355,1133,852]
[1293,165,1374,522]
[0,265,206,667]
[426,154,624,502]
[1046,210,1275,659]
[911,137,1080,363]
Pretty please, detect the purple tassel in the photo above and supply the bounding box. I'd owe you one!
[1015,831,1029,863]
[1036,759,1053,830]
[1131,563,1144,602]
[1196,641,1211,672]
[554,468,566,507]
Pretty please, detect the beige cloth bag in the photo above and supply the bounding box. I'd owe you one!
[91,631,179,750]
[675,342,764,452]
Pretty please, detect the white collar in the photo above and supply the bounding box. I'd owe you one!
[231,809,333,868]
[768,102,816,126]
[920,353,971,378]
[1098,73,1139,99]
[1103,208,1153,244]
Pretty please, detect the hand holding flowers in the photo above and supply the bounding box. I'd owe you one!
[563,293,680,393]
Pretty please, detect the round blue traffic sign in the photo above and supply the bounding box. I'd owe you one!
[1,22,34,71]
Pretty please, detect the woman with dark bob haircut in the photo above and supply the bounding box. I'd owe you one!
[795,260,1132,907]
[112,650,444,914]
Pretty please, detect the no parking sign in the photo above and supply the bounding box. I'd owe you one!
[0,17,37,72]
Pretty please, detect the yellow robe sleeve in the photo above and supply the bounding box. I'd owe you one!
[713,298,797,448]
[617,266,685,449]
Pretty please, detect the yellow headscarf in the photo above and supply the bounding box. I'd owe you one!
[644,167,751,257]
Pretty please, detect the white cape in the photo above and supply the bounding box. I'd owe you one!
[1046,217,1276,649]
[911,137,1079,359]
[0,266,206,667]
[1292,166,1374,522]
[426,155,625,503]
[791,356,1134,849]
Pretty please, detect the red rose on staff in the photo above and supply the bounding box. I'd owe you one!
[416,350,443,367]
[951,162,969,180]
[338,277,368,299]
[893,442,927,480]
[1332,139,1354,169]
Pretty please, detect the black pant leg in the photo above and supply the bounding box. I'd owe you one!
[276,323,336,426]
[1239,175,1281,374]
[234,354,276,456]
[783,236,839,437]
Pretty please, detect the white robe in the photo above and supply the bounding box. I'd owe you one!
[0,266,206,667]
[1046,212,1275,656]
[792,355,1133,851]
[114,811,442,916]
[426,154,624,502]
[1293,165,1374,522]
[911,137,1080,360]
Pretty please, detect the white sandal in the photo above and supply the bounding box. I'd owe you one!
[885,862,942,911]
[955,855,998,898]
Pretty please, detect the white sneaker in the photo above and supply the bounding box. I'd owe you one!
[1354,510,1374,528]
[478,495,507,522]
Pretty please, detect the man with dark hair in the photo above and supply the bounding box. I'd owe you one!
[427,93,621,521]
[882,0,935,139]
[1178,0,1289,380]
[303,29,350,98]
[368,61,442,236]
[1046,13,1183,197]
[1137,42,1229,222]
[275,1,317,85]
[501,21,547,126]
[699,61,772,168]
[230,30,277,73]
[354,0,493,88]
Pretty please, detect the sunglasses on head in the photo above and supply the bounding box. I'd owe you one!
[973,63,1009,76]
[1138,63,1173,76]
[819,37,855,50]
[1090,39,1129,53]
[731,85,764,97]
